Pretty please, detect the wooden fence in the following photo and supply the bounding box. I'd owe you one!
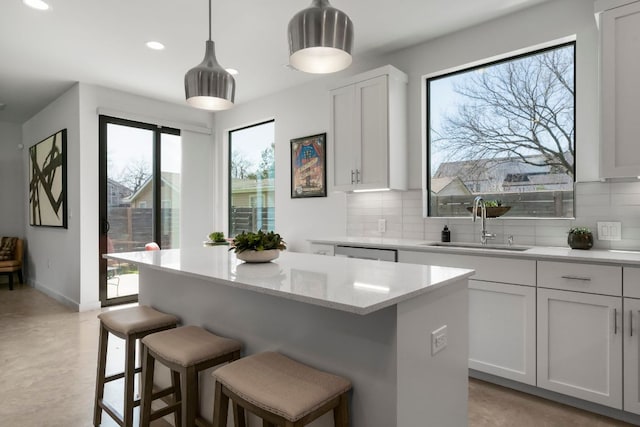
[430,190,574,218]
[108,207,179,251]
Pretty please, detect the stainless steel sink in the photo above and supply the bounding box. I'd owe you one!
[423,242,531,251]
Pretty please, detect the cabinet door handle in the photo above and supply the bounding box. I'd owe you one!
[351,170,355,184]
[560,275,591,281]
[631,310,634,337]
[614,308,618,335]
[355,169,361,183]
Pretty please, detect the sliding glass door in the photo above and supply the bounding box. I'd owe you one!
[98,116,181,306]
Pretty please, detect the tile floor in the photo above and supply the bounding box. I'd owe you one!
[0,284,636,427]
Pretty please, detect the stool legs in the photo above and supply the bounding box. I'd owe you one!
[182,366,198,427]
[93,324,108,426]
[212,381,229,427]
[333,394,349,427]
[140,345,155,427]
[123,335,137,427]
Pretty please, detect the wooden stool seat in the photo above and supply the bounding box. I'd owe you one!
[140,325,241,427]
[93,306,178,427]
[212,351,351,427]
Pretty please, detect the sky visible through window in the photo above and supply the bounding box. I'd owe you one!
[427,43,575,218]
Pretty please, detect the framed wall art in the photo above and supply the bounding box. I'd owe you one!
[29,129,67,228]
[290,133,326,198]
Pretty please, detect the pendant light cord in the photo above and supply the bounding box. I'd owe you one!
[208,0,212,41]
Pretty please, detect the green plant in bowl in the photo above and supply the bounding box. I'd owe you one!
[208,231,226,243]
[230,230,286,253]
[567,226,593,250]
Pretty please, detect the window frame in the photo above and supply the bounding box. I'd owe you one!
[424,40,577,219]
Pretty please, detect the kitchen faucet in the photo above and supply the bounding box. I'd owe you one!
[472,196,496,245]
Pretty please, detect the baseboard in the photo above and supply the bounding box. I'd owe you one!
[30,278,81,312]
[79,300,102,311]
[469,369,640,425]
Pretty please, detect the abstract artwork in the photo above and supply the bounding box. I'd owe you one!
[29,129,67,228]
[290,133,327,198]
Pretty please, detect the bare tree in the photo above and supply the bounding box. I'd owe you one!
[117,159,151,193]
[256,142,275,179]
[231,151,251,179]
[433,45,575,178]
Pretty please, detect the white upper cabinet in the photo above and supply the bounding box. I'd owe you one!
[597,0,640,177]
[329,65,408,191]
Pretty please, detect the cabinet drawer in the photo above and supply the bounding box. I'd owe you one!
[623,267,640,298]
[537,261,622,296]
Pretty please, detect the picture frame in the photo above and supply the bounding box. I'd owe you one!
[290,133,327,198]
[29,129,67,228]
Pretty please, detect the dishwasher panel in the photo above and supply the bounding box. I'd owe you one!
[334,245,398,262]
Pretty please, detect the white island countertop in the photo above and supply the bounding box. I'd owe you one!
[105,245,474,315]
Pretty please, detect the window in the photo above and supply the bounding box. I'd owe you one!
[426,42,575,218]
[229,120,275,236]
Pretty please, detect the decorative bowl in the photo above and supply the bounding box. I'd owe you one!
[466,206,511,218]
[235,249,280,263]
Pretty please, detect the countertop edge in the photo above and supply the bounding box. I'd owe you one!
[104,252,475,315]
[309,237,640,265]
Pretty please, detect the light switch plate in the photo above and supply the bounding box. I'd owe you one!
[597,221,621,241]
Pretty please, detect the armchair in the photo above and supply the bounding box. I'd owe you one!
[0,237,23,291]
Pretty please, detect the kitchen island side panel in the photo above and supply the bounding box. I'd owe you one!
[138,265,399,427]
[398,279,469,427]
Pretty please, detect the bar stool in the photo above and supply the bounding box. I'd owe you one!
[212,351,352,427]
[140,325,242,427]
[93,305,178,427]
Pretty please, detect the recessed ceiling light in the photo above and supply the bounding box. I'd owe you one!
[146,41,165,51]
[23,0,50,11]
[226,68,239,76]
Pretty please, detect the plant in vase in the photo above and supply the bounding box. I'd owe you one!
[230,230,286,262]
[206,231,229,246]
[567,226,593,250]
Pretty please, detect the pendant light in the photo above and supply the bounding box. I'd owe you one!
[184,0,235,110]
[287,0,354,74]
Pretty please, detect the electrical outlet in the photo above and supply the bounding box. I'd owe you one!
[431,325,448,355]
[597,221,621,241]
[378,219,386,233]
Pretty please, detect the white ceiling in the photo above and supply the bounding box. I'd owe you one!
[0,0,550,124]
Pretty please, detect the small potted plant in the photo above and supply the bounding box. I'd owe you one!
[567,227,593,250]
[206,231,229,246]
[466,199,511,218]
[230,230,287,263]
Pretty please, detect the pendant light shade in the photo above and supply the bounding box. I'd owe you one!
[184,0,235,110]
[288,0,354,74]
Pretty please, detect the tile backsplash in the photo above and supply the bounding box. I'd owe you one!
[346,181,640,250]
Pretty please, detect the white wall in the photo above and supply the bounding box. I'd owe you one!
[22,85,82,306]
[22,83,213,310]
[381,0,599,188]
[213,80,349,252]
[0,121,24,237]
[214,0,598,250]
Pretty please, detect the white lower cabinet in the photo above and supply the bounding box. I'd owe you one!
[468,280,536,385]
[537,288,623,408]
[625,297,640,415]
[398,250,537,384]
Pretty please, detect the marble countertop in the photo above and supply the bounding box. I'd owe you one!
[104,246,474,315]
[309,236,640,265]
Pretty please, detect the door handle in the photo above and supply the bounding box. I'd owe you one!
[102,219,110,234]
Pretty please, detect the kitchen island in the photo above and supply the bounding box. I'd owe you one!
[105,246,474,427]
